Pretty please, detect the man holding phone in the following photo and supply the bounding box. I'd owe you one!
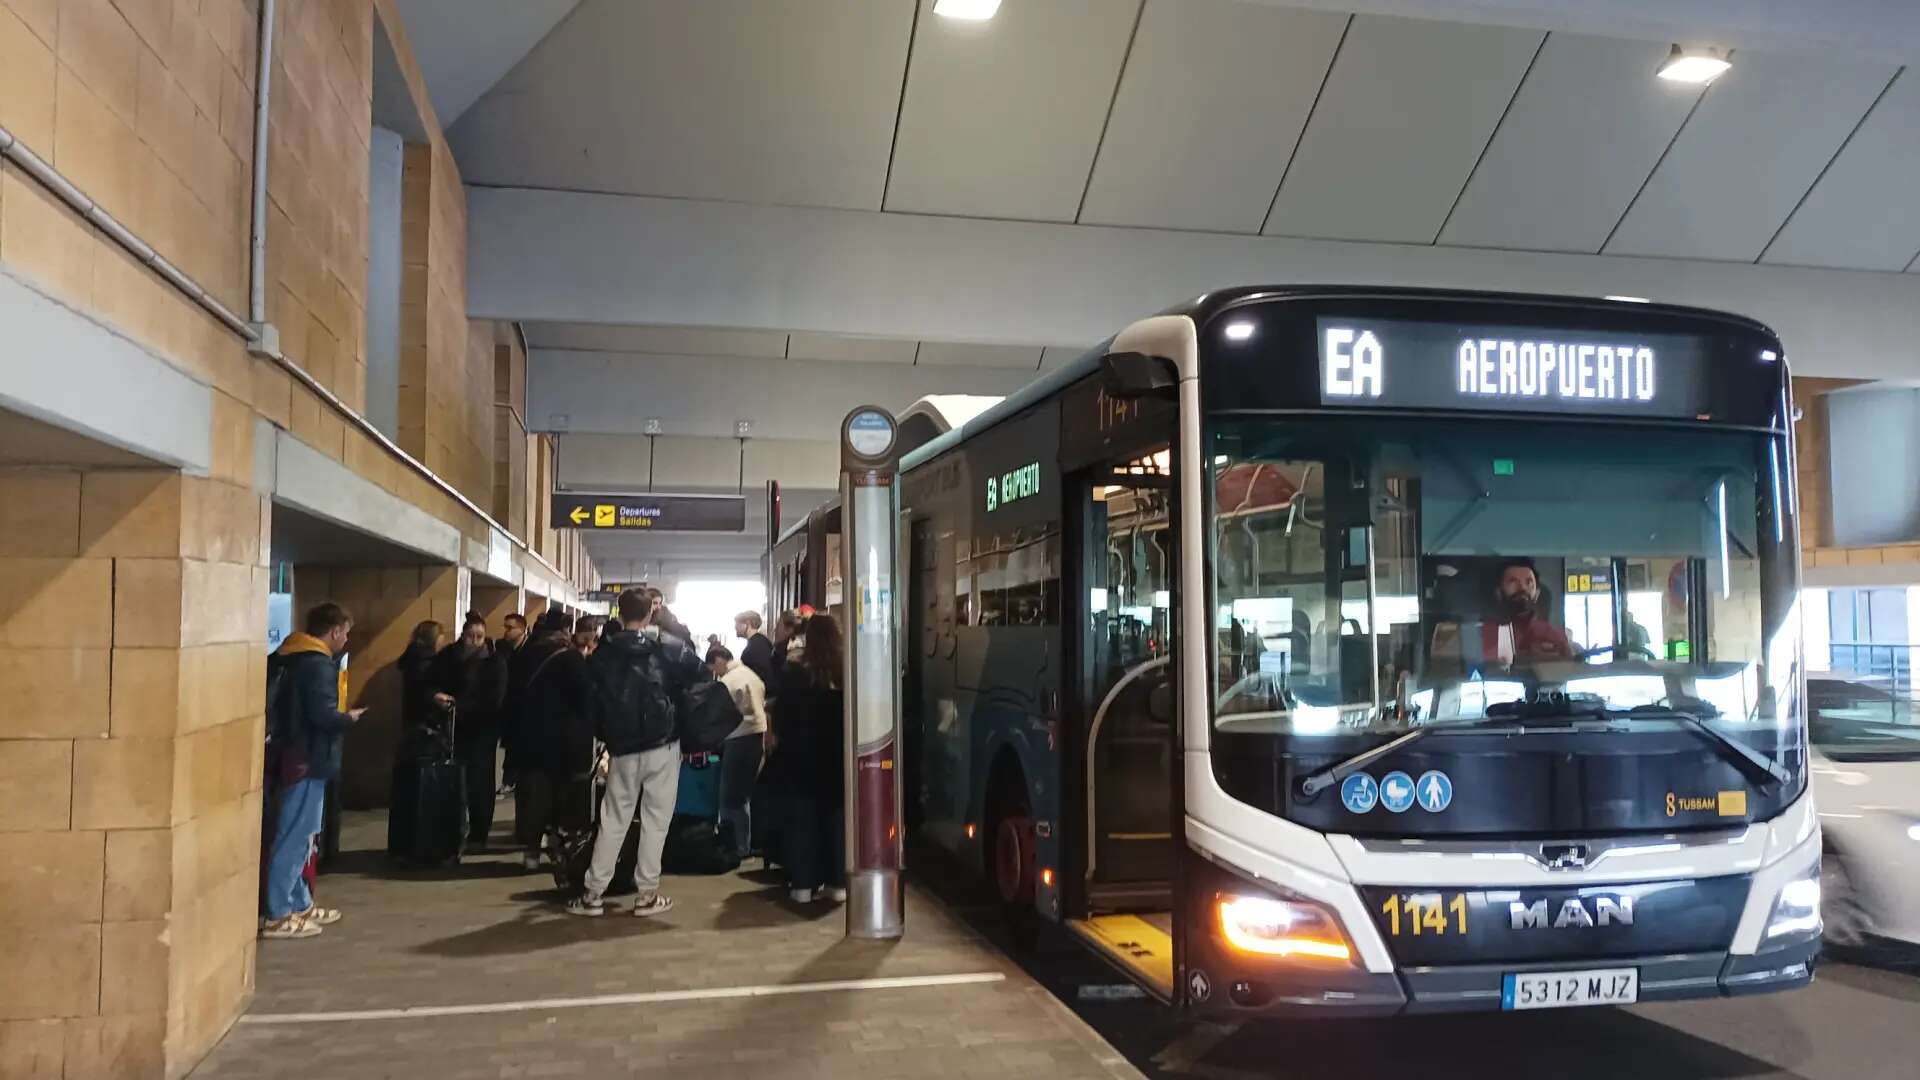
[261,603,368,940]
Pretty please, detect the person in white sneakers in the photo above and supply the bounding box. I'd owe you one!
[564,589,702,919]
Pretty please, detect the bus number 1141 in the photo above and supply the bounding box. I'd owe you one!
[1381,893,1469,936]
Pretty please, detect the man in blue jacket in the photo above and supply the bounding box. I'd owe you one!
[565,589,702,918]
[261,603,365,939]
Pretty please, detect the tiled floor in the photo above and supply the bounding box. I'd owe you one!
[191,806,1141,1080]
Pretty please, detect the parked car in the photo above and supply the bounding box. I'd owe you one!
[1809,678,1920,952]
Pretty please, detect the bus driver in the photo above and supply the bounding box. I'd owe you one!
[1487,558,1576,664]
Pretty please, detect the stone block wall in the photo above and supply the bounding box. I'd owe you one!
[0,1,599,1073]
[0,467,267,1076]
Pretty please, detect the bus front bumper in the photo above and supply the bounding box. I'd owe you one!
[1190,940,1818,1017]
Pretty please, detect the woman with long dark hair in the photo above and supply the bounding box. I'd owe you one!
[397,620,445,757]
[771,613,846,903]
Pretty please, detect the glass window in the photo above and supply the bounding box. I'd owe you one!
[1209,418,1798,766]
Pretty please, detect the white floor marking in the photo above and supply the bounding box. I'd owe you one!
[239,971,1008,1025]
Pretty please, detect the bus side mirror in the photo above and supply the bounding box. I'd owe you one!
[1103,351,1177,399]
[1148,681,1174,725]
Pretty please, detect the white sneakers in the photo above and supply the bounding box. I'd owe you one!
[631,893,674,918]
[789,887,848,905]
[789,888,814,903]
[259,914,321,939]
[825,887,848,905]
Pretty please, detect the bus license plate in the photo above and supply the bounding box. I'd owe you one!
[1502,968,1638,1010]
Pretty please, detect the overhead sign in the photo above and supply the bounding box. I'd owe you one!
[550,492,746,532]
[1316,317,1715,420]
[985,461,1041,513]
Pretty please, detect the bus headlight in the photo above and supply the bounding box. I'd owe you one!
[1760,864,1822,949]
[1218,893,1353,964]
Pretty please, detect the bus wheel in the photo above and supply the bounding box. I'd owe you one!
[994,814,1035,906]
[985,764,1039,950]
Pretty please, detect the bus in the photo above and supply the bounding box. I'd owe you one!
[793,286,1817,1016]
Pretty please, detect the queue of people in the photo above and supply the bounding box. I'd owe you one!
[259,587,850,940]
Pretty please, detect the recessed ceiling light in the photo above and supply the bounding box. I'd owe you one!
[934,0,1001,20]
[1657,45,1731,85]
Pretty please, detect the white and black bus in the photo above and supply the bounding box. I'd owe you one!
[804,287,1818,1016]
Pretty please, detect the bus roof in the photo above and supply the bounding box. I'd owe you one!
[898,286,1782,472]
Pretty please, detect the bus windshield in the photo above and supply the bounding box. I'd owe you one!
[1209,418,1801,764]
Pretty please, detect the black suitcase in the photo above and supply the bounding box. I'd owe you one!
[389,711,466,866]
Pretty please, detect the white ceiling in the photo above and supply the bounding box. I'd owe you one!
[520,322,1062,371]
[390,0,580,127]
[438,0,1920,275]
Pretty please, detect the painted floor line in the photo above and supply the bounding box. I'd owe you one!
[239,971,1008,1024]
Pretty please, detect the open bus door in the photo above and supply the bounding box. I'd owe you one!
[1064,445,1185,1004]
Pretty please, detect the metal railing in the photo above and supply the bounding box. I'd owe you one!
[1818,642,1918,721]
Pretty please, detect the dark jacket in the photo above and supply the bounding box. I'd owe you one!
[589,625,704,755]
[514,634,596,774]
[740,632,776,690]
[502,636,545,763]
[269,633,354,783]
[397,639,447,758]
[769,663,844,809]
[430,640,506,729]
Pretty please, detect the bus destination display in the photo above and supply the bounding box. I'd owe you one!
[1316,316,1717,419]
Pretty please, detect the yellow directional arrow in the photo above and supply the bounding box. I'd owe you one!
[569,506,589,524]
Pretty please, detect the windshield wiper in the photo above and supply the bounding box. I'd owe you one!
[1620,706,1792,789]
[1296,718,1502,797]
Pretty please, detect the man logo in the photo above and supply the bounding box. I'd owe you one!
[1509,895,1635,930]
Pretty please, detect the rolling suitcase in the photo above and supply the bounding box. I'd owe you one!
[673,751,723,818]
[388,710,466,866]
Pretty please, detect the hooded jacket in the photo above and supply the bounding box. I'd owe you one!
[269,633,354,783]
[589,624,704,755]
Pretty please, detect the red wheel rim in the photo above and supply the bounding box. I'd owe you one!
[995,815,1034,903]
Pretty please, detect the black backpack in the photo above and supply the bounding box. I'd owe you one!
[678,680,743,754]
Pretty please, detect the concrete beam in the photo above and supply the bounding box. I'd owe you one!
[469,186,1920,379]
[269,430,463,563]
[0,268,212,471]
[529,349,1034,440]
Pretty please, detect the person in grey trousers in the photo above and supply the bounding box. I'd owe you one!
[564,588,704,918]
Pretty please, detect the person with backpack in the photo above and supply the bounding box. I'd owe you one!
[565,589,703,918]
[706,645,768,859]
[262,603,365,940]
[510,610,594,870]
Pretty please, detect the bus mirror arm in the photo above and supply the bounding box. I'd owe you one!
[1102,352,1178,399]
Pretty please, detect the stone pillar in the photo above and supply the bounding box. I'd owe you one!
[470,583,523,636]
[0,467,269,1076]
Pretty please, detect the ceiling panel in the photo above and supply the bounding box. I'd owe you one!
[447,0,911,210]
[1438,35,1701,253]
[884,0,1139,221]
[1763,71,1920,272]
[915,343,1044,370]
[1605,52,1897,262]
[1263,15,1541,243]
[1077,0,1346,233]
[523,323,790,357]
[785,332,919,365]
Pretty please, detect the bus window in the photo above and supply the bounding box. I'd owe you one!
[1210,419,1791,743]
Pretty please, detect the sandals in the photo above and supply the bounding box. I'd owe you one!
[259,914,321,940]
[299,906,343,926]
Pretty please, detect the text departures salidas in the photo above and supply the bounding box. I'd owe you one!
[985,462,1041,513]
